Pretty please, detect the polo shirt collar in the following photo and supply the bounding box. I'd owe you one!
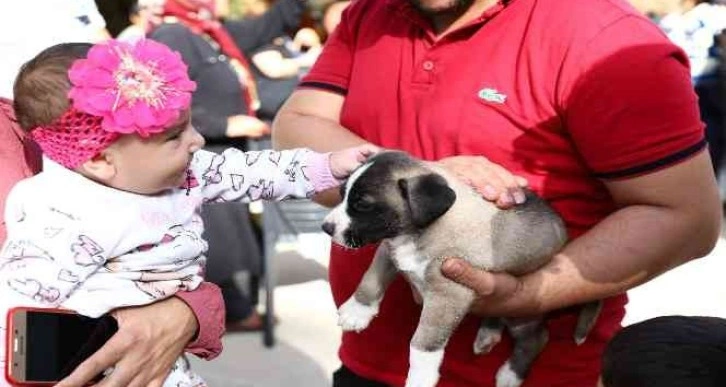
[386,0,515,29]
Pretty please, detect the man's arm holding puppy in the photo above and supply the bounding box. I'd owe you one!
[274,88,722,318]
[442,151,722,317]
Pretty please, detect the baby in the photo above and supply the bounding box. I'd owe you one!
[0,40,376,386]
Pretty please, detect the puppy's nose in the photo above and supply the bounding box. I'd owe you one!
[321,222,335,236]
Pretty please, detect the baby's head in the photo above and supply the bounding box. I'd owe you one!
[14,40,204,195]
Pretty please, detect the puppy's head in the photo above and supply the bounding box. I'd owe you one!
[322,151,456,248]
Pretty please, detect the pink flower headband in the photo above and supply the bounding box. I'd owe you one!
[31,39,197,169]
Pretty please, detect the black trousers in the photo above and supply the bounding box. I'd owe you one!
[332,366,388,387]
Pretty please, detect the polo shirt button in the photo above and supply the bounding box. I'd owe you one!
[422,61,434,71]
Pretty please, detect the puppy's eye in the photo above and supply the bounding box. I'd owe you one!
[352,197,374,212]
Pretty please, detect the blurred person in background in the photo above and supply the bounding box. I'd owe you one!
[236,0,272,17]
[0,99,40,245]
[0,0,110,99]
[320,0,349,41]
[149,0,309,332]
[117,0,162,42]
[659,0,726,177]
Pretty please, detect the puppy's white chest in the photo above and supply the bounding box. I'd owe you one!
[389,237,427,283]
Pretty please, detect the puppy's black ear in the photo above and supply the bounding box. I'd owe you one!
[398,173,456,228]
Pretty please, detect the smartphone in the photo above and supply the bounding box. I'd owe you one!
[5,307,118,386]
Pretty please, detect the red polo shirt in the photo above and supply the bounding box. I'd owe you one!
[301,0,705,385]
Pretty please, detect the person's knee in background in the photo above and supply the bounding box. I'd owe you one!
[600,316,726,387]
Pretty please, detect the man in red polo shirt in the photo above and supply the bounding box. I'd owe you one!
[273,0,722,385]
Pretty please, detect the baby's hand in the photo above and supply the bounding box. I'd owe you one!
[329,144,380,179]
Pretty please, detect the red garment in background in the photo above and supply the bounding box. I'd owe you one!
[0,98,41,244]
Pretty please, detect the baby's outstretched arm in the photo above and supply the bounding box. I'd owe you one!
[193,144,379,203]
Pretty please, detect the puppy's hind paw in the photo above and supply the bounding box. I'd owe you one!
[495,362,524,387]
[404,369,439,387]
[337,297,378,332]
[473,327,502,355]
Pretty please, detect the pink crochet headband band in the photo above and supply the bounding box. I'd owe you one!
[31,39,196,169]
[31,108,120,169]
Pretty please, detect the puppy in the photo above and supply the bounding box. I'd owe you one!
[322,151,601,387]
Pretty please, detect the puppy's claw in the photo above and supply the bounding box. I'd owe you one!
[574,335,587,346]
[338,297,378,332]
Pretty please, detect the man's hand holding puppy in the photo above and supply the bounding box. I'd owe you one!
[440,152,721,320]
[441,258,529,316]
[438,156,529,208]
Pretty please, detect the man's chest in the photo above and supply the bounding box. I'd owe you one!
[340,29,567,164]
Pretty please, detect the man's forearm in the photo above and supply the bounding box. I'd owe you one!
[272,110,365,151]
[512,204,719,316]
[272,89,367,152]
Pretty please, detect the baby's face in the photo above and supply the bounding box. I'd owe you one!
[107,111,205,195]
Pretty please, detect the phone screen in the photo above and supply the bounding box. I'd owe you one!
[18,310,118,382]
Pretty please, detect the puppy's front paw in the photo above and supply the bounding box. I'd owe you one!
[338,297,378,332]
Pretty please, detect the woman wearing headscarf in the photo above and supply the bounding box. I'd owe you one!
[150,0,308,331]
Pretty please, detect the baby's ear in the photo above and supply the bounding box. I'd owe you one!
[79,151,116,181]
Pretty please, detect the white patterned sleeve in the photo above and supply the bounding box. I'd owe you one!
[190,148,338,203]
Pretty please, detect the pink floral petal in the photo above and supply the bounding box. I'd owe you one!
[155,108,177,125]
[111,105,135,127]
[145,124,167,136]
[140,40,171,59]
[86,44,121,71]
[132,102,158,128]
[83,68,115,88]
[68,60,90,83]
[88,91,117,112]
[70,39,195,136]
[164,93,191,110]
[177,79,197,92]
[161,68,187,82]
[101,114,123,133]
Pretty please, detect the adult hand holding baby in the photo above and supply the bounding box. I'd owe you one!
[56,298,197,387]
